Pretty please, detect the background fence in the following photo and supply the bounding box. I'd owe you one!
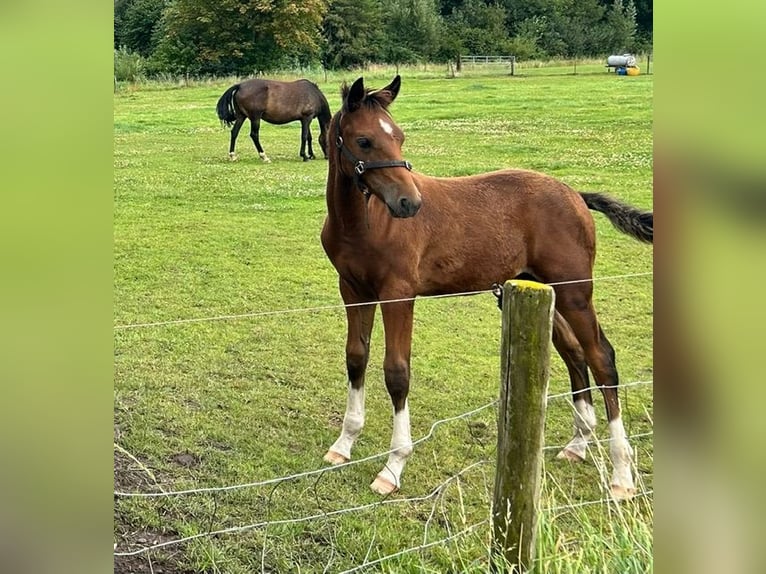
[458,54,653,77]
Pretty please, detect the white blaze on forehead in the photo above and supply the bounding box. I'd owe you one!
[379,118,394,136]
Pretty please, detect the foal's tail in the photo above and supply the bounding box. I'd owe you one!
[216,84,241,127]
[580,192,653,244]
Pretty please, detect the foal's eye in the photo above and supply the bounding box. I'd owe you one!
[356,138,372,149]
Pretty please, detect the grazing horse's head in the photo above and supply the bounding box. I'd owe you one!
[335,76,421,218]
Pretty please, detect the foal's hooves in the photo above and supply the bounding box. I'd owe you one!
[556,448,586,462]
[302,156,310,162]
[370,475,398,496]
[610,484,636,501]
[323,450,349,465]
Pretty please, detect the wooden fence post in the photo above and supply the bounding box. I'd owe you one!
[492,280,555,572]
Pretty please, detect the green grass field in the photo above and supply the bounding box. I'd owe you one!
[114,66,653,573]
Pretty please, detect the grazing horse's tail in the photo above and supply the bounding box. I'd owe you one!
[580,192,653,244]
[216,84,241,127]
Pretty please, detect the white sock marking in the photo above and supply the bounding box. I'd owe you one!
[329,386,365,460]
[377,401,413,487]
[608,416,635,491]
[561,399,596,459]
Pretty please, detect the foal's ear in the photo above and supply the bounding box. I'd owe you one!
[377,75,401,107]
[345,77,366,112]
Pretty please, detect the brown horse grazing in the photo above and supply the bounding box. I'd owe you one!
[216,78,332,162]
[320,76,652,500]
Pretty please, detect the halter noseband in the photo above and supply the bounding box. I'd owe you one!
[333,113,413,198]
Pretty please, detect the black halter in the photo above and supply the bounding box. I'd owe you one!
[333,113,413,199]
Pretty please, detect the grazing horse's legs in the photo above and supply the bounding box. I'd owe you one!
[300,118,315,161]
[371,299,415,495]
[249,116,270,163]
[228,117,246,161]
[554,285,636,500]
[324,282,376,464]
[552,312,597,461]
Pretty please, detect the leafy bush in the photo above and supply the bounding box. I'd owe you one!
[506,35,541,61]
[114,46,145,82]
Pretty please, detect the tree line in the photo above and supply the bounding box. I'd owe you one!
[114,0,652,77]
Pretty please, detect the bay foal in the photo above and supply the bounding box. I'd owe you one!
[320,76,652,500]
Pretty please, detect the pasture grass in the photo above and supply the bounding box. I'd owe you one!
[114,67,652,573]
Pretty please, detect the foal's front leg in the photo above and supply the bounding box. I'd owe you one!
[371,299,415,495]
[324,293,376,465]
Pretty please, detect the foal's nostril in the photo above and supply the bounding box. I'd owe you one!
[398,196,421,217]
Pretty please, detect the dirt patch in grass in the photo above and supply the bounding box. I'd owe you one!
[114,448,194,574]
[114,547,190,574]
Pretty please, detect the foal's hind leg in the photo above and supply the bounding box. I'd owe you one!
[228,117,246,160]
[555,285,636,500]
[249,116,270,162]
[552,311,597,462]
[324,281,376,465]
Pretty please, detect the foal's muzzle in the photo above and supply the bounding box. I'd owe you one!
[389,192,421,218]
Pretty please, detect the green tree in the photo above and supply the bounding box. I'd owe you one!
[500,0,557,30]
[321,0,385,69]
[603,0,637,53]
[443,0,511,55]
[556,0,607,57]
[435,17,464,69]
[114,0,167,56]
[438,0,650,61]
[500,0,568,58]
[152,0,327,75]
[508,15,546,59]
[600,0,650,44]
[383,0,444,69]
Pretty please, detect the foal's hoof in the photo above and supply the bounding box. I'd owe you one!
[323,450,349,465]
[228,153,238,161]
[302,156,310,162]
[259,153,271,163]
[557,448,586,462]
[610,484,636,501]
[370,475,398,496]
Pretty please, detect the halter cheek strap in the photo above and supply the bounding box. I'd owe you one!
[333,114,413,199]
